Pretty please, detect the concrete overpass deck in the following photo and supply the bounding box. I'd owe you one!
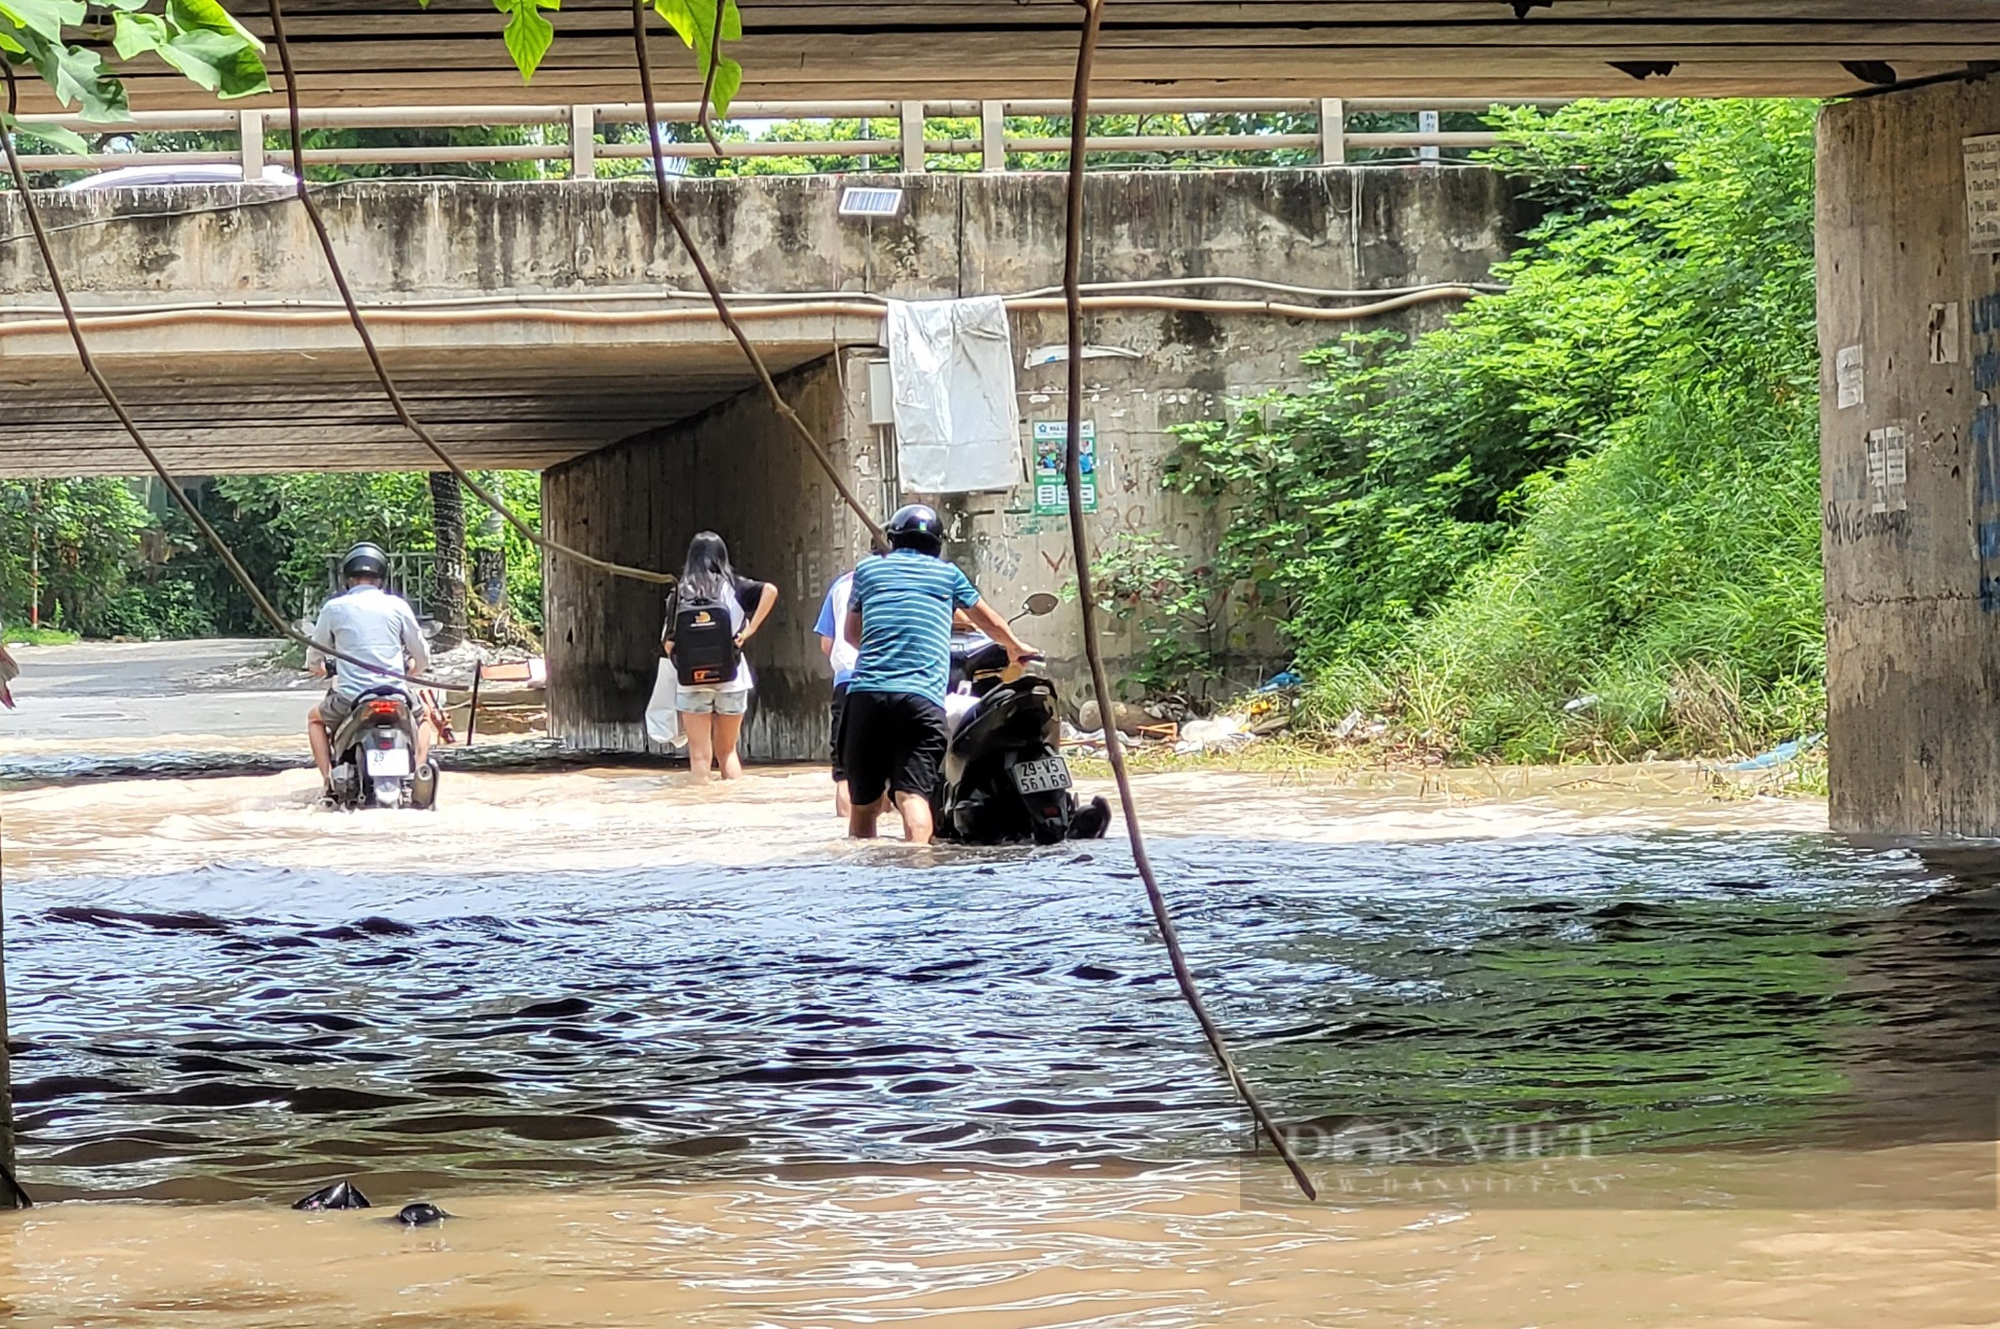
[0,168,1507,476]
[12,1,1999,110]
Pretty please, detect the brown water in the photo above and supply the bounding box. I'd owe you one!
[1,766,1995,1326]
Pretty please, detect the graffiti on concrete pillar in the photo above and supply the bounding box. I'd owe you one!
[971,533,1022,583]
[1971,293,2000,608]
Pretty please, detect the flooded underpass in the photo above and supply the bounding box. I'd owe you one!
[0,765,1995,1326]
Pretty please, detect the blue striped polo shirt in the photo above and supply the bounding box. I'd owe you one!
[847,549,981,704]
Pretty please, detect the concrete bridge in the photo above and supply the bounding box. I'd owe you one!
[0,166,1526,758]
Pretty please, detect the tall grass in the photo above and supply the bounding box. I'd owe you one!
[1302,390,1824,759]
[1152,100,1824,762]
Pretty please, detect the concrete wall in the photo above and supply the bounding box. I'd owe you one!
[0,168,1523,478]
[543,166,1528,758]
[545,353,867,760]
[1819,81,2000,836]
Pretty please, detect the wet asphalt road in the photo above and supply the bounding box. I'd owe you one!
[0,639,307,743]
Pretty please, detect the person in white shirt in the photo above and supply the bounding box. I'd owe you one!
[305,543,435,798]
[814,569,860,814]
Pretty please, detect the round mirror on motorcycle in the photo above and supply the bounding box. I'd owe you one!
[1022,592,1060,617]
[419,618,443,641]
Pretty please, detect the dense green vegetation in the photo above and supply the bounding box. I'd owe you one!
[0,472,543,641]
[1138,99,1822,760]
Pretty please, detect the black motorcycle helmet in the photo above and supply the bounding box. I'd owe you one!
[341,542,389,585]
[885,504,945,557]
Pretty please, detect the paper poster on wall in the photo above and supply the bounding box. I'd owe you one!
[1966,134,2000,255]
[1866,425,1907,515]
[1031,421,1098,516]
[1836,344,1865,409]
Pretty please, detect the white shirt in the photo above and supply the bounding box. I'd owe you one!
[827,573,858,680]
[306,584,430,698]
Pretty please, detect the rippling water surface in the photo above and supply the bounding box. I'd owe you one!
[11,826,1997,1203]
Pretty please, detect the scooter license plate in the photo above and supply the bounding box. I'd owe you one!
[1011,756,1072,794]
[365,747,413,779]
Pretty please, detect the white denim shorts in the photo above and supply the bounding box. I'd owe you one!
[677,686,749,716]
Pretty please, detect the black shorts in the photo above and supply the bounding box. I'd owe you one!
[829,682,850,781]
[840,689,947,806]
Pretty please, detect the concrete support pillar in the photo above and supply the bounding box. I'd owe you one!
[1819,80,2000,836]
[543,352,875,762]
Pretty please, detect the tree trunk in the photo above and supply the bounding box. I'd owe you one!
[428,470,468,650]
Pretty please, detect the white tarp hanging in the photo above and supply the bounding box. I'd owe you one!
[885,296,1020,493]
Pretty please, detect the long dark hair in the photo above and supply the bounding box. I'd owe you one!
[680,530,735,602]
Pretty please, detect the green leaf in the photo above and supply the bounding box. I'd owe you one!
[16,30,126,120]
[705,54,740,119]
[165,0,263,51]
[651,0,694,46]
[111,10,169,60]
[0,0,85,44]
[495,0,556,81]
[159,26,270,97]
[2,112,86,154]
[652,0,743,117]
[108,1,269,99]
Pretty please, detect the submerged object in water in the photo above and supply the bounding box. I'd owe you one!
[397,1202,448,1226]
[293,1180,370,1211]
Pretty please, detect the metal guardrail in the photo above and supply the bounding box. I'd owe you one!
[6,98,1562,178]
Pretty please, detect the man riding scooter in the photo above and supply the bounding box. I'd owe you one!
[306,543,438,805]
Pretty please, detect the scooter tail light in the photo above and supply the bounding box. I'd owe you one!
[364,699,404,718]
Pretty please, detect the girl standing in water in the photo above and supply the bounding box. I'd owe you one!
[662,531,777,781]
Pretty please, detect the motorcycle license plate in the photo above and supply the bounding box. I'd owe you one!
[1011,756,1071,794]
[365,747,413,779]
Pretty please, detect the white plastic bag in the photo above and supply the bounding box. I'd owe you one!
[644,658,685,748]
[886,296,1020,492]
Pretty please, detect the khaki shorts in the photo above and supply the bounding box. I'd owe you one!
[677,686,749,716]
[316,691,357,725]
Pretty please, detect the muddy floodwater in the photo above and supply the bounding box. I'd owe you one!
[0,764,1995,1326]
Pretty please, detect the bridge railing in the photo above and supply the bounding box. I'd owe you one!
[5,98,1564,179]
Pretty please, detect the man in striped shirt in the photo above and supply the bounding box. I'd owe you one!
[842,504,1037,844]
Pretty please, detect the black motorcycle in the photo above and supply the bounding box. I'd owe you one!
[933,596,1111,845]
[326,685,439,810]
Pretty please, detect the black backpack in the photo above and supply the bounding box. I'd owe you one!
[668,586,741,687]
